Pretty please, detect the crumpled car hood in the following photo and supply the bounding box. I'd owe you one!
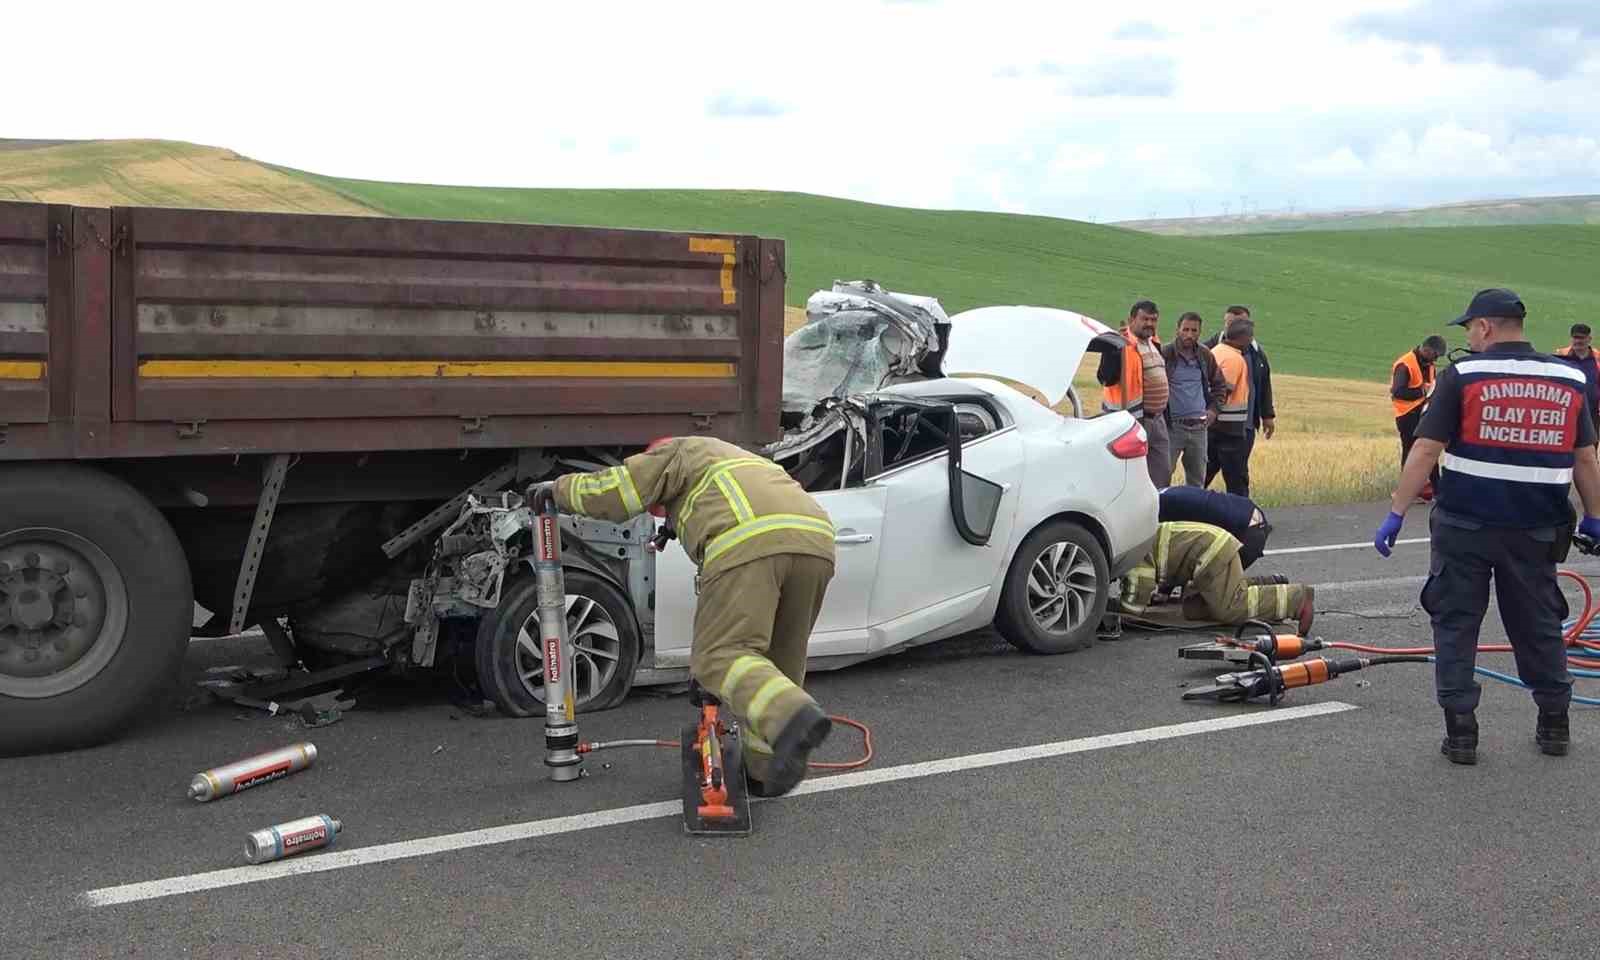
[942,305,1125,408]
[781,280,951,414]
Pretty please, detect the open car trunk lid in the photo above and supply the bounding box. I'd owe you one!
[942,306,1125,409]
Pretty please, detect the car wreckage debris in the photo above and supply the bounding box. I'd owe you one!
[245,814,342,864]
[188,742,318,802]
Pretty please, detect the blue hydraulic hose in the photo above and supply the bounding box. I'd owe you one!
[1425,656,1600,707]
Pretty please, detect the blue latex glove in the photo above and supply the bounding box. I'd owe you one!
[1580,515,1600,542]
[1374,511,1405,557]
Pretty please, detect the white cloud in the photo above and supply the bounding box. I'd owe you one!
[1,0,1595,221]
[1299,147,1367,177]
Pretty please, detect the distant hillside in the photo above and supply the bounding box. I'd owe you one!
[3,139,1598,383]
[0,139,375,214]
[1119,195,1600,236]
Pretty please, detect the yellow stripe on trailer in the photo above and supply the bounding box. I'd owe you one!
[0,361,46,380]
[688,237,738,306]
[136,359,736,379]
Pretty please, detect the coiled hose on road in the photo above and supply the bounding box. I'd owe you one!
[1326,569,1600,706]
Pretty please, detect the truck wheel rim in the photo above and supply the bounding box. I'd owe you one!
[0,528,129,699]
[1026,540,1097,635]
[514,593,622,706]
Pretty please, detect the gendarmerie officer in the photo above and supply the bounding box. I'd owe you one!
[1374,288,1600,765]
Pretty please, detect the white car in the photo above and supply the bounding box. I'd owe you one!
[473,307,1160,713]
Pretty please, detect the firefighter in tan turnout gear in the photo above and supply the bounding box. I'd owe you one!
[544,436,836,797]
[1113,521,1315,633]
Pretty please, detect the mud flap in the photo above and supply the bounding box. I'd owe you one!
[681,721,752,836]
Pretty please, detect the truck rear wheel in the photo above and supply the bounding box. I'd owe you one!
[0,465,193,755]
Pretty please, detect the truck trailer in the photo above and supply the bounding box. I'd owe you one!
[0,200,786,754]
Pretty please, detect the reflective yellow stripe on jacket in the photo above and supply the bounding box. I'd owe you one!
[703,514,835,567]
[568,465,643,515]
[680,457,775,526]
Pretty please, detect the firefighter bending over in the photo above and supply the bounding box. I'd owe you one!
[538,437,836,797]
[1113,521,1315,633]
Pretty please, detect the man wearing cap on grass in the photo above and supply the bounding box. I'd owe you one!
[1374,288,1600,766]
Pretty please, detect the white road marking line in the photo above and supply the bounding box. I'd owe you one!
[1266,538,1428,556]
[1313,575,1428,591]
[80,701,1357,908]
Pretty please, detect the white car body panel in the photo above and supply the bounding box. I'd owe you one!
[641,305,1158,678]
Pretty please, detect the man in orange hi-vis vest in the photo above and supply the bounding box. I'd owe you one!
[1096,299,1168,487]
[533,437,836,798]
[1392,335,1447,500]
[1205,315,1254,496]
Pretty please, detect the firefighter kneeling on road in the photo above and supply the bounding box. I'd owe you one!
[1112,521,1314,633]
[533,436,836,797]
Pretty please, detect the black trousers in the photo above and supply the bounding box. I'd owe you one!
[1395,408,1441,486]
[1420,512,1572,714]
[1205,429,1251,497]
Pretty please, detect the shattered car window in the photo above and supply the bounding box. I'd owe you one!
[781,280,951,415]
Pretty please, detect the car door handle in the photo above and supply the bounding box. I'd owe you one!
[835,533,874,544]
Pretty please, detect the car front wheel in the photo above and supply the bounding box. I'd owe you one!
[475,568,640,716]
[994,519,1108,654]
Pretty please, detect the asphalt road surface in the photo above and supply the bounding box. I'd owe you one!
[5,500,1599,960]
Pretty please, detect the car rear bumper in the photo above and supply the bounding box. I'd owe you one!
[1104,460,1159,576]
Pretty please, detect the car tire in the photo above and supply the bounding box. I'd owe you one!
[994,519,1108,655]
[0,464,193,755]
[475,568,639,717]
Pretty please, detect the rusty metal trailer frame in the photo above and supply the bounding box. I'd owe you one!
[1,202,787,463]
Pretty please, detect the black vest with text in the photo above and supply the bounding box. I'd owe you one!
[1437,351,1585,527]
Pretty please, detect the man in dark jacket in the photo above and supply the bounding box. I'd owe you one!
[1158,485,1275,570]
[1161,312,1229,486]
[1205,304,1276,481]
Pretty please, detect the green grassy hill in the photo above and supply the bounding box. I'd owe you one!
[297,170,1600,381]
[4,139,1596,383]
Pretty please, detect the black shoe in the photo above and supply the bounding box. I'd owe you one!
[763,703,832,797]
[1096,614,1123,642]
[1536,711,1570,757]
[1441,710,1478,765]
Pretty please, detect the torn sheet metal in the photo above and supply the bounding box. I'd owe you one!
[781,280,951,414]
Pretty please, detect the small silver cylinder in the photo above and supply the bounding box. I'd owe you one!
[189,742,318,802]
[244,814,342,864]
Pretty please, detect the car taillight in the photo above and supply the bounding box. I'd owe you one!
[1107,422,1148,460]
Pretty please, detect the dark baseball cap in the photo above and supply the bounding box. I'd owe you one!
[1450,287,1526,326]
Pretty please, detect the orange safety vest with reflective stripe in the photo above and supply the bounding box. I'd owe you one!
[553,436,835,579]
[1212,343,1251,429]
[1390,350,1433,417]
[1101,329,1160,417]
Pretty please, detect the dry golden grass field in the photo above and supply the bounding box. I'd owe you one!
[785,306,1399,507]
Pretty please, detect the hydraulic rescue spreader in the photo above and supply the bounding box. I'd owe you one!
[1180,535,1600,707]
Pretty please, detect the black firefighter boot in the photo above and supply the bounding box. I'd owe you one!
[1441,709,1478,765]
[1536,711,1570,757]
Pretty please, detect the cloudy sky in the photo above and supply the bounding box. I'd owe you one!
[10,0,1598,222]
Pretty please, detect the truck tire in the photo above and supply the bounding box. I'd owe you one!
[0,464,194,755]
[475,568,639,717]
[994,519,1108,655]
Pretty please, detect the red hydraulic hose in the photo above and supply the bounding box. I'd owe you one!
[577,714,874,771]
[1325,569,1600,657]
